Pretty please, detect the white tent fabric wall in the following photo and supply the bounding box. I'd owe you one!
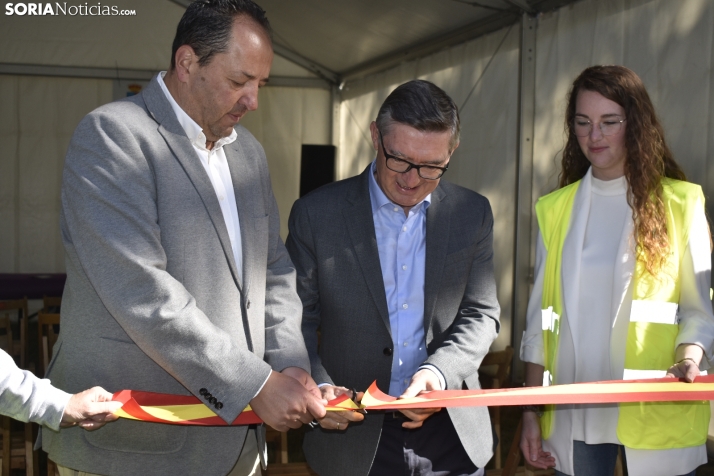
[0,78,329,272]
[532,0,714,208]
[0,1,184,70]
[240,86,332,240]
[0,75,113,273]
[336,25,521,351]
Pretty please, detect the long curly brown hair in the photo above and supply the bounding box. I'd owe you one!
[560,65,686,276]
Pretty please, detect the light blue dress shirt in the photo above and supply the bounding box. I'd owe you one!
[368,161,443,396]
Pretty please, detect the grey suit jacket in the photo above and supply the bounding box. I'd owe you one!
[41,75,309,475]
[286,166,501,476]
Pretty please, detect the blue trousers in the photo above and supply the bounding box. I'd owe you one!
[553,440,697,476]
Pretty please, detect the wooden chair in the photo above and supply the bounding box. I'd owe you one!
[37,312,63,476]
[0,298,29,368]
[265,462,318,475]
[266,426,289,464]
[41,296,62,314]
[38,312,61,377]
[490,416,554,476]
[479,345,514,469]
[263,427,317,476]
[1,406,39,476]
[0,301,38,476]
[0,313,12,356]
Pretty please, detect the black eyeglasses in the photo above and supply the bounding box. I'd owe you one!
[378,131,449,180]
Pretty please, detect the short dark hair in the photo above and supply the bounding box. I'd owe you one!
[375,80,460,150]
[170,0,272,69]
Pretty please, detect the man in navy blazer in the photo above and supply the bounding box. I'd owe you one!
[287,80,501,476]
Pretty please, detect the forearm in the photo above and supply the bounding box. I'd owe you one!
[262,177,310,372]
[674,344,704,366]
[286,200,331,384]
[0,351,71,430]
[675,196,714,369]
[425,314,498,388]
[425,201,501,388]
[525,362,545,387]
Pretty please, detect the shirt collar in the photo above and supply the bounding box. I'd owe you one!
[368,160,431,216]
[158,72,237,152]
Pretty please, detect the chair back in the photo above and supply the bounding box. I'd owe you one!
[480,345,514,389]
[0,314,11,355]
[41,296,62,314]
[37,312,61,377]
[0,298,29,368]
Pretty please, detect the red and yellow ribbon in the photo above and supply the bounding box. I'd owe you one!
[112,375,714,426]
[112,389,359,426]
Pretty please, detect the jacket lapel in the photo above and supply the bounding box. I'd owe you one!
[343,167,391,335]
[224,140,255,293]
[423,185,448,341]
[143,76,243,290]
[560,168,593,358]
[610,216,635,326]
[609,199,635,378]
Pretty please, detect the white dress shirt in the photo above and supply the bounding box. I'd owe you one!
[571,175,628,442]
[158,73,270,397]
[158,72,243,283]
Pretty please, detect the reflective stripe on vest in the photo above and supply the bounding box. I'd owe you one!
[535,178,709,449]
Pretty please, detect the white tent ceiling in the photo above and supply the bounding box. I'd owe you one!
[0,0,576,87]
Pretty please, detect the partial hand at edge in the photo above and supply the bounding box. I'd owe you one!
[315,385,364,431]
[666,359,701,383]
[398,368,442,429]
[61,386,123,431]
[666,344,703,383]
[519,412,555,469]
[250,370,326,432]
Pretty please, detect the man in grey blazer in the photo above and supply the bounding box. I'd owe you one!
[41,1,325,475]
[286,80,500,475]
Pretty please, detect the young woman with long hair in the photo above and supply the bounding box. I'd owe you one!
[519,65,714,476]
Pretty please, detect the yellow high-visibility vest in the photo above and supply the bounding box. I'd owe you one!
[535,177,709,449]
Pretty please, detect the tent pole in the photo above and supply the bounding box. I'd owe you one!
[511,12,537,385]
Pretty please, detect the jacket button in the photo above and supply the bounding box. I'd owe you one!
[383,347,393,356]
[209,397,217,404]
[199,388,208,396]
[215,402,223,410]
[246,300,251,309]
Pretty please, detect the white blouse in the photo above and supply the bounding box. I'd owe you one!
[520,169,714,476]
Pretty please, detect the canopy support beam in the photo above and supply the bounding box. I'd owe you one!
[166,0,340,85]
[511,13,538,383]
[0,63,330,88]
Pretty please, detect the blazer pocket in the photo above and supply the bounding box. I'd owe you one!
[85,417,187,454]
[84,338,188,454]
